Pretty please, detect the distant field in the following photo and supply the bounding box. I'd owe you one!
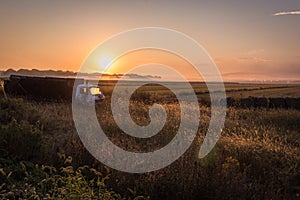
[94,80,300,99]
[224,84,300,98]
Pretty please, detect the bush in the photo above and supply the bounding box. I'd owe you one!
[0,98,40,125]
[0,158,125,199]
[0,98,44,162]
[0,119,43,161]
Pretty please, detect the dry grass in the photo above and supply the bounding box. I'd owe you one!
[0,87,300,199]
[35,97,300,198]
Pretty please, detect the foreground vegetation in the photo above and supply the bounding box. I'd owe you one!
[0,92,299,199]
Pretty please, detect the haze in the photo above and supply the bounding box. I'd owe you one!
[0,0,299,81]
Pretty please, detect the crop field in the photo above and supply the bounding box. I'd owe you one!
[0,82,300,199]
[96,81,300,98]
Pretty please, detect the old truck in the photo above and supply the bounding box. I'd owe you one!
[74,84,105,104]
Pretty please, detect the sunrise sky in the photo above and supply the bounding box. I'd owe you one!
[0,0,299,81]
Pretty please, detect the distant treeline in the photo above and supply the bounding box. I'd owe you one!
[0,68,161,79]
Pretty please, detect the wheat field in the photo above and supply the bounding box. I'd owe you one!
[0,84,299,199]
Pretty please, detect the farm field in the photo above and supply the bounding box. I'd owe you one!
[96,81,300,98]
[0,82,300,199]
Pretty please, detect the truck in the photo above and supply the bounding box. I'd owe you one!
[74,84,105,105]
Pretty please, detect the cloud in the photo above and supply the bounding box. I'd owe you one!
[247,49,265,55]
[273,11,300,16]
[236,56,271,63]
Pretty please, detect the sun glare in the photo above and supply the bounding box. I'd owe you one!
[98,55,113,70]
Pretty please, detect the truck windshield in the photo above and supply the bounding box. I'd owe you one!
[89,87,101,95]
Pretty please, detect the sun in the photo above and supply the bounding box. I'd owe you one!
[98,55,113,70]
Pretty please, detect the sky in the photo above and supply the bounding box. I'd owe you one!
[0,0,299,81]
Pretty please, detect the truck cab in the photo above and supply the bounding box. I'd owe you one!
[75,84,105,105]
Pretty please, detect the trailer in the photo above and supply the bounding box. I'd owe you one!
[4,75,84,101]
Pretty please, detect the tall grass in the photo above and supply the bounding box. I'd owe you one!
[0,80,7,100]
[0,96,299,199]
